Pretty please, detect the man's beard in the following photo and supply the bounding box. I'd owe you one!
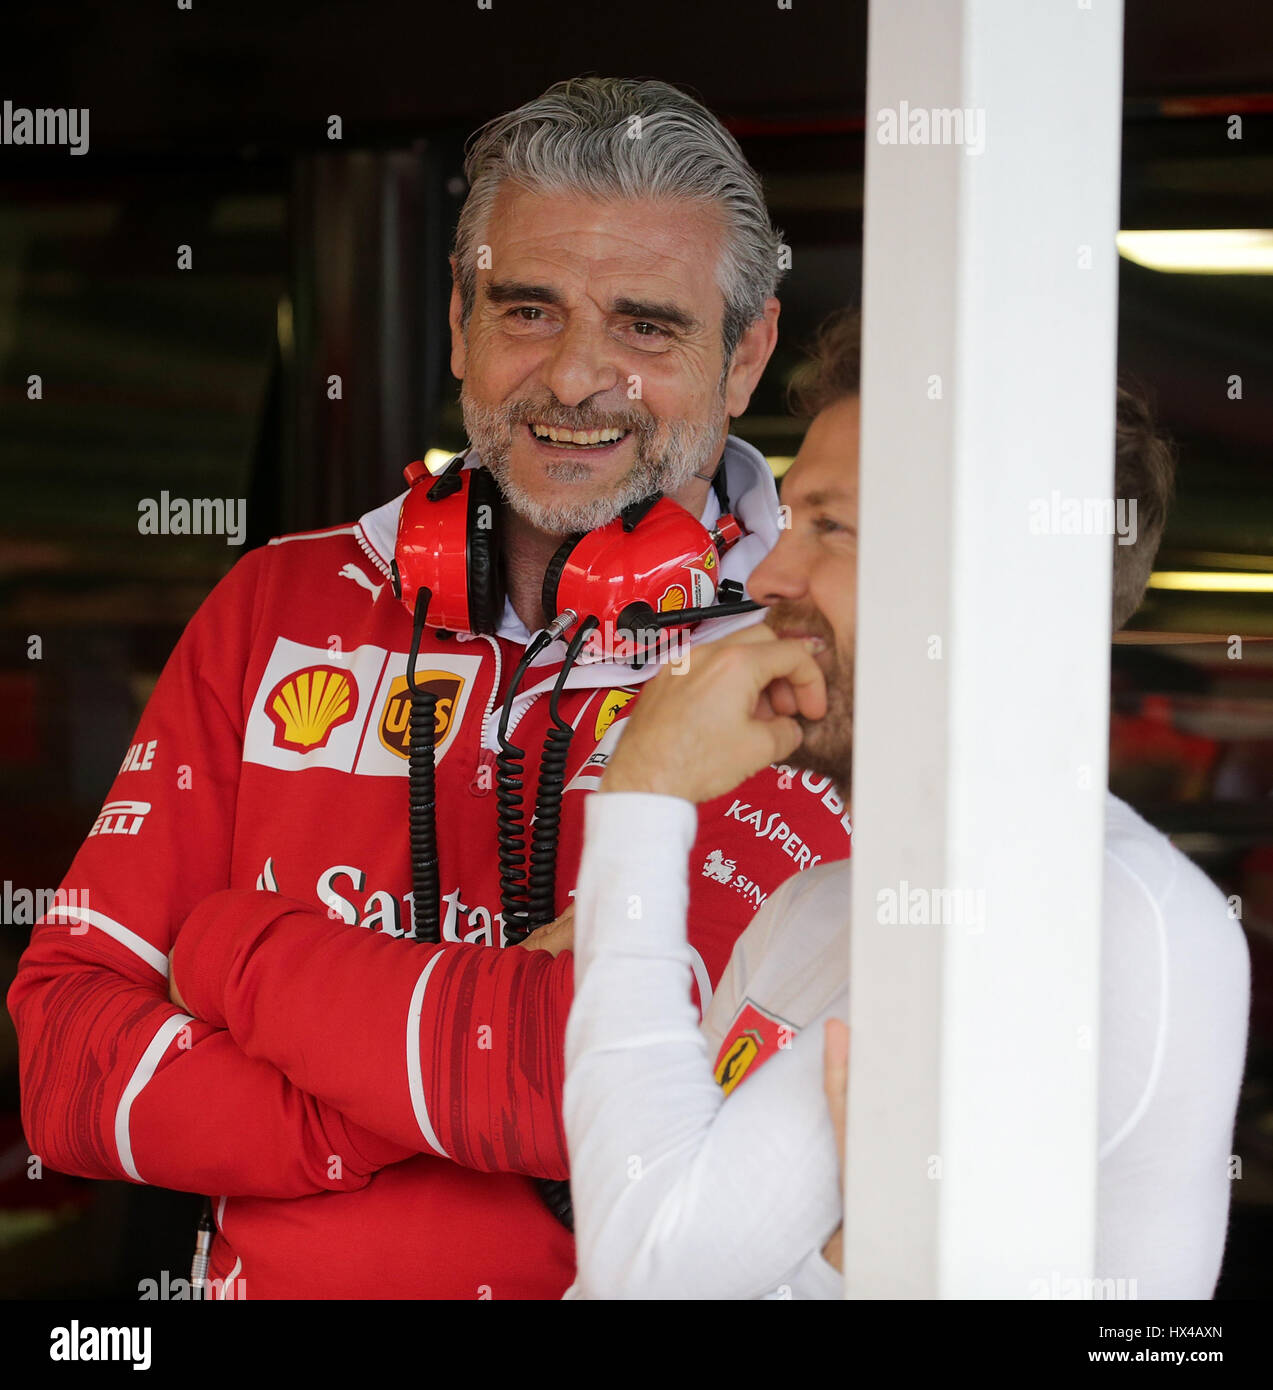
[459,380,730,535]
[764,601,854,800]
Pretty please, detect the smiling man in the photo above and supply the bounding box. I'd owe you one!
[448,97,779,629]
[8,77,855,1299]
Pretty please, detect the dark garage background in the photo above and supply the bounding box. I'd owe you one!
[0,1,1271,1299]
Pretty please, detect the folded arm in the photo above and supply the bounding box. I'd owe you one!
[7,551,412,1199]
[170,888,575,1181]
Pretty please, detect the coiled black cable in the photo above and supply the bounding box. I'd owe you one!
[526,617,601,1236]
[405,590,441,944]
[496,630,554,945]
[402,596,576,1228]
[527,617,598,928]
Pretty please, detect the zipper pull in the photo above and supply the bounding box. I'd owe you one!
[470,746,496,797]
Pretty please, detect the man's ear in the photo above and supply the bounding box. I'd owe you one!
[448,260,466,380]
[724,297,781,419]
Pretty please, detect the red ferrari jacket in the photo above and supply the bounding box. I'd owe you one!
[8,438,852,1299]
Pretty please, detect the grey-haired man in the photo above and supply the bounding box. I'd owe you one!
[10,77,856,1299]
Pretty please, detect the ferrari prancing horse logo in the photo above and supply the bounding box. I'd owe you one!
[594,687,638,742]
[713,1000,798,1096]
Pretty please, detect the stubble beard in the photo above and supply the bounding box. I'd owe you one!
[459,380,730,535]
[765,602,854,800]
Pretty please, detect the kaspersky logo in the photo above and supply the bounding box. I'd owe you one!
[265,666,357,751]
[378,673,465,758]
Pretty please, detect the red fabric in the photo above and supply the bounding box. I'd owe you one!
[172,887,572,1178]
[7,521,852,1299]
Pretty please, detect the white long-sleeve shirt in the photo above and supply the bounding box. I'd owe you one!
[563,789,1250,1299]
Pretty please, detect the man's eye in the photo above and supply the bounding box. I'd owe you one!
[630,321,671,338]
[508,306,545,321]
[814,516,845,534]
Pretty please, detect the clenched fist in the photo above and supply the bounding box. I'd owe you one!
[601,625,827,804]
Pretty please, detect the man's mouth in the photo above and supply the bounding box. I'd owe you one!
[527,422,632,451]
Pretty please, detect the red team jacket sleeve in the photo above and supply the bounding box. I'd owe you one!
[170,886,575,1181]
[6,550,414,1199]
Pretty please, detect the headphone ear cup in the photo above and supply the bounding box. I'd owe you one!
[466,469,505,634]
[541,533,583,622]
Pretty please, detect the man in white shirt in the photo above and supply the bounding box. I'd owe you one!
[561,308,1251,1299]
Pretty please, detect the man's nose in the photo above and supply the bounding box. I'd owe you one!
[540,320,622,408]
[748,532,810,604]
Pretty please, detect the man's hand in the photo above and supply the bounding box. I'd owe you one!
[821,1017,849,1272]
[601,625,827,804]
[518,903,574,957]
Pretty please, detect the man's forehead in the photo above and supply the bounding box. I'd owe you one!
[782,449,858,506]
[480,186,723,299]
[782,396,860,498]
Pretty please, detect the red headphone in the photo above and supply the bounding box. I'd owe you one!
[390,453,752,638]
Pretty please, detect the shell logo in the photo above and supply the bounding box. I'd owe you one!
[265,666,357,751]
[657,583,688,613]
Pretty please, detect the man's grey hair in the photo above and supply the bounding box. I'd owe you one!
[452,76,785,366]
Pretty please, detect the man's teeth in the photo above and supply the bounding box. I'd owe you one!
[530,423,629,446]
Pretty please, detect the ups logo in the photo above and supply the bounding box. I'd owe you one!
[378,672,465,758]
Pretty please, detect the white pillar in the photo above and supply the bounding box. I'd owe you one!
[845,0,1125,1298]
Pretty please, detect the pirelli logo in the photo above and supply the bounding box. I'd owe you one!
[88,800,150,838]
[244,638,480,778]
